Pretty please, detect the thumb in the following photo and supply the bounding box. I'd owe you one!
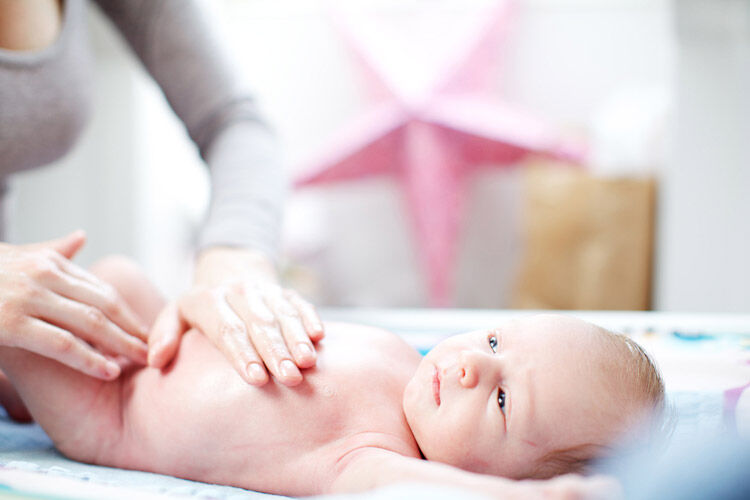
[30,230,87,259]
[147,301,186,368]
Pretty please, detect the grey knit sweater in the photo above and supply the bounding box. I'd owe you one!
[0,0,284,257]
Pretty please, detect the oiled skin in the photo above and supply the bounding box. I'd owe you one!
[0,323,422,496]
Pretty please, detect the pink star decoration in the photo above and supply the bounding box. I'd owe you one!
[294,1,586,306]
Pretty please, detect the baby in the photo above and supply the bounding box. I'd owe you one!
[0,258,664,498]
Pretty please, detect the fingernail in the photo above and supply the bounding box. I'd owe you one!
[279,359,299,380]
[147,349,157,367]
[147,347,170,368]
[246,362,267,384]
[147,341,165,366]
[103,361,121,379]
[296,343,315,365]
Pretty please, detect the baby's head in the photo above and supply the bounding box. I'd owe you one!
[402,314,665,479]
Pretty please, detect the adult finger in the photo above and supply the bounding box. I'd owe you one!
[226,289,303,386]
[284,289,325,342]
[266,292,317,369]
[27,230,87,260]
[49,257,148,342]
[12,317,121,380]
[30,289,148,365]
[147,302,185,368]
[179,290,268,386]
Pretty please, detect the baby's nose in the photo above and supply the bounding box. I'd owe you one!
[457,351,492,388]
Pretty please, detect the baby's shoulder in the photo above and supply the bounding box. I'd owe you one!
[321,322,421,365]
[314,322,421,393]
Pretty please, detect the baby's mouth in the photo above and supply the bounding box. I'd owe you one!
[432,366,441,406]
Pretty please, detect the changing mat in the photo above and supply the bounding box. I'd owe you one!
[1,309,748,499]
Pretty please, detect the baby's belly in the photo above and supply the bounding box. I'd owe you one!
[116,329,417,494]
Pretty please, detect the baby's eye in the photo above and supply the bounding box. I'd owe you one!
[498,388,506,414]
[488,334,498,353]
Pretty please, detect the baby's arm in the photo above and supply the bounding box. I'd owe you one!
[330,448,618,499]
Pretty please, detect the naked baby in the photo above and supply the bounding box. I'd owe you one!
[0,259,664,498]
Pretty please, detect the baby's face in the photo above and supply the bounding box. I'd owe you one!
[402,314,623,478]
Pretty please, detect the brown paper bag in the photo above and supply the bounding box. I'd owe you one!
[512,165,656,310]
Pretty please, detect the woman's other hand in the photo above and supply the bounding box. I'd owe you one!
[0,231,149,380]
[147,247,324,387]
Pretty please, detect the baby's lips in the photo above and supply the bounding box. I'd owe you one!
[432,365,441,406]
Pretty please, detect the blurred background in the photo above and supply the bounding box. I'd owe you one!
[7,0,749,312]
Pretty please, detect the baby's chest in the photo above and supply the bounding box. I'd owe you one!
[220,368,416,494]
[293,334,421,448]
[266,360,411,444]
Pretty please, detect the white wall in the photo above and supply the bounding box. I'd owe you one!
[655,0,750,312]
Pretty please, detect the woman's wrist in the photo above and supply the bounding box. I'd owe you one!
[194,246,278,287]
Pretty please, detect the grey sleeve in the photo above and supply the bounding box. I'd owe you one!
[92,0,285,259]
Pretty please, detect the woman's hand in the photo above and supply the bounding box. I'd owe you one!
[0,231,149,380]
[147,247,324,386]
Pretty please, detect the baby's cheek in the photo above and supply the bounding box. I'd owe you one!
[402,376,421,414]
[420,416,480,467]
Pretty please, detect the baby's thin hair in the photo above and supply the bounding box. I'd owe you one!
[605,332,669,437]
[531,325,669,479]
[532,442,613,479]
